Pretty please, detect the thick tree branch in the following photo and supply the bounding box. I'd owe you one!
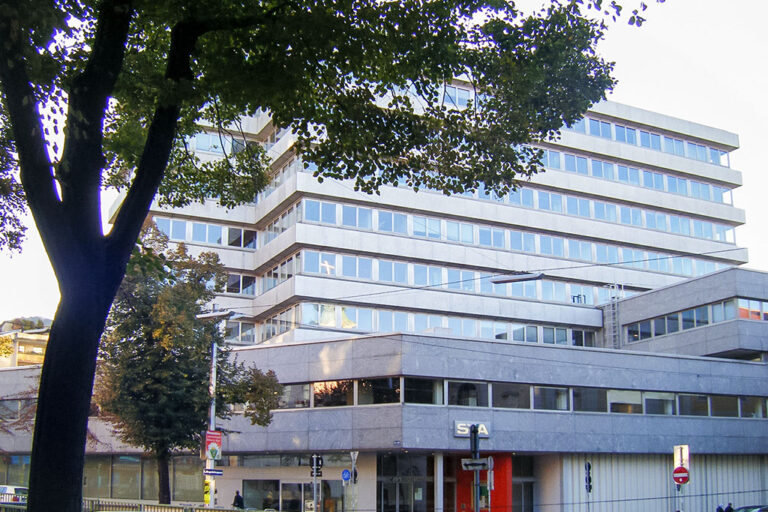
[107,21,203,261]
[58,0,134,242]
[0,2,61,249]
[195,2,296,33]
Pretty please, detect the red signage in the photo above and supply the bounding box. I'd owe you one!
[673,466,689,484]
[205,430,222,460]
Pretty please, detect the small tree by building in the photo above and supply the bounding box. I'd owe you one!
[95,228,280,504]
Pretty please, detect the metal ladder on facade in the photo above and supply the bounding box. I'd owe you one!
[604,284,623,349]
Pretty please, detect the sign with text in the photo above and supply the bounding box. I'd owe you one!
[454,421,490,438]
[461,458,490,471]
[205,430,222,460]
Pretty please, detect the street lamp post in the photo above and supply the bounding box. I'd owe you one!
[196,309,236,508]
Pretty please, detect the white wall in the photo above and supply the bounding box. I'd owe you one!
[558,453,768,512]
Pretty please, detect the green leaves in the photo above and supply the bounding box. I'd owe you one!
[97,227,228,454]
[96,225,279,469]
[0,110,26,252]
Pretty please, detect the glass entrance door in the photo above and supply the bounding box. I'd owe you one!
[512,481,534,512]
[379,480,413,512]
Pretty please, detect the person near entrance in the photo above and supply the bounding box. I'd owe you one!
[232,490,244,509]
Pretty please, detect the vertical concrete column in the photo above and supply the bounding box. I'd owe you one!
[434,453,444,512]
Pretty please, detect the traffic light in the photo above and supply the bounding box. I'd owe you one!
[470,424,480,458]
[353,468,358,484]
[585,462,593,493]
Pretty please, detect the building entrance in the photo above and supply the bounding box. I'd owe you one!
[377,454,433,512]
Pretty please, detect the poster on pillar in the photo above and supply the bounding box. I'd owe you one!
[476,480,490,511]
[205,430,222,460]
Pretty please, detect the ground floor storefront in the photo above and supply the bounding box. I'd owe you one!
[3,451,768,511]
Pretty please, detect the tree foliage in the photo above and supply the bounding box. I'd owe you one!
[0,336,11,358]
[0,0,653,509]
[94,228,280,503]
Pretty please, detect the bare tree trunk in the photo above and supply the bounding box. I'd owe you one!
[157,449,172,504]
[26,264,123,512]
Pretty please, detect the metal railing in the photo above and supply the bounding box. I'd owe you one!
[1,496,248,512]
[82,498,242,512]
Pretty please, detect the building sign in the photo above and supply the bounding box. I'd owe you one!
[454,421,490,438]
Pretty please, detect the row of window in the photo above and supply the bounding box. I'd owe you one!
[0,454,203,501]
[308,195,734,251]
[507,187,734,243]
[301,249,607,305]
[627,298,768,342]
[564,117,730,167]
[260,301,596,346]
[256,163,735,252]
[154,217,257,249]
[300,199,728,277]
[274,377,768,420]
[540,148,733,204]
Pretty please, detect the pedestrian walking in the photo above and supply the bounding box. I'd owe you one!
[232,490,245,509]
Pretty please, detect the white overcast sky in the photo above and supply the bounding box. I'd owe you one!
[1,0,766,321]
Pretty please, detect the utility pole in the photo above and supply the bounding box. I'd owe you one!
[197,309,235,508]
[470,424,480,512]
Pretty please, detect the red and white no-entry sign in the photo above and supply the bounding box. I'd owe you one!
[673,466,690,484]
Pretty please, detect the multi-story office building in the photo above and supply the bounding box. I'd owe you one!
[2,98,767,511]
[152,100,746,348]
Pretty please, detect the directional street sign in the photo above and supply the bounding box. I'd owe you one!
[461,458,490,471]
[203,468,223,476]
[672,466,690,485]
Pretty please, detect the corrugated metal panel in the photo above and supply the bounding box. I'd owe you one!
[551,453,768,512]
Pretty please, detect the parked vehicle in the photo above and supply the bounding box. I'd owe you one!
[734,506,768,512]
[0,485,28,505]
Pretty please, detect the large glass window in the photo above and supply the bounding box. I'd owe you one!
[111,456,140,499]
[678,394,709,416]
[740,396,767,418]
[644,392,676,415]
[141,458,158,500]
[710,395,739,417]
[243,480,280,510]
[607,390,642,414]
[492,383,531,409]
[279,384,310,409]
[447,381,488,407]
[172,456,202,502]
[681,309,695,329]
[666,313,680,333]
[358,378,401,404]
[404,378,443,405]
[695,305,709,327]
[314,381,354,407]
[83,456,111,498]
[281,483,302,512]
[533,387,569,411]
[573,388,607,412]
